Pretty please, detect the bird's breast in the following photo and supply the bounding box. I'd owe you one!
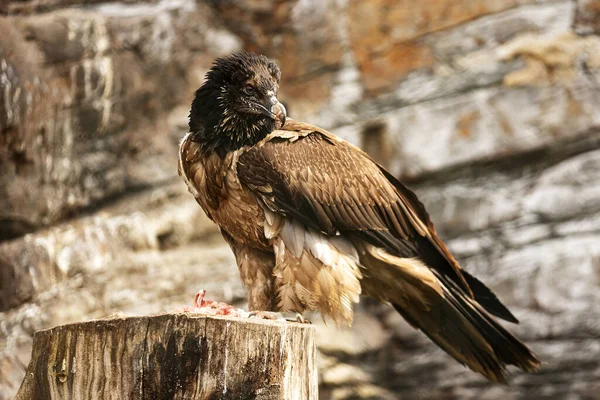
[214,170,269,250]
[179,140,269,250]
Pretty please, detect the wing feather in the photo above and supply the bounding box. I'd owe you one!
[239,120,521,323]
[237,120,475,300]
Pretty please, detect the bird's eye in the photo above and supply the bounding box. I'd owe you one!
[243,85,254,96]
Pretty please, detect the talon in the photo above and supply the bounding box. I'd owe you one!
[246,311,310,324]
[294,314,311,324]
[247,311,280,320]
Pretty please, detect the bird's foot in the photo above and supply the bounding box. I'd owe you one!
[168,289,241,317]
[246,310,311,324]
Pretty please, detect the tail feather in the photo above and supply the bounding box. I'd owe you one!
[423,279,538,381]
[461,269,519,323]
[357,242,540,382]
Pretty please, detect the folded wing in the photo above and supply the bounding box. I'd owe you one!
[237,120,472,306]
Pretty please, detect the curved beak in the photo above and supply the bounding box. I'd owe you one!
[271,101,286,127]
[257,92,286,127]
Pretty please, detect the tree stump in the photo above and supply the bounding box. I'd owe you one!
[15,314,317,400]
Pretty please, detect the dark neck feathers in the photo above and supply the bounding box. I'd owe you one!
[188,84,275,157]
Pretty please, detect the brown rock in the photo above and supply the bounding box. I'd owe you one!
[0,17,70,239]
[0,5,236,238]
[455,109,481,138]
[347,0,525,93]
[356,39,434,93]
[499,31,600,86]
[575,0,600,34]
[5,0,156,16]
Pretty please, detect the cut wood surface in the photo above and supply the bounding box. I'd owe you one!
[14,314,317,400]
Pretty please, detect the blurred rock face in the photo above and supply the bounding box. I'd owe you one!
[1,1,600,399]
[0,1,244,240]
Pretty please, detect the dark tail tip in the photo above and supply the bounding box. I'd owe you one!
[392,281,541,382]
[461,269,519,324]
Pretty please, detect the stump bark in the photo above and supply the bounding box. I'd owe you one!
[15,314,317,400]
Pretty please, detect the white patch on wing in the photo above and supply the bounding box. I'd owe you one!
[264,209,362,325]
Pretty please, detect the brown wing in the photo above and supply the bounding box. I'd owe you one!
[238,120,518,322]
[237,121,469,288]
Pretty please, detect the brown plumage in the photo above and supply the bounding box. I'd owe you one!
[179,52,541,382]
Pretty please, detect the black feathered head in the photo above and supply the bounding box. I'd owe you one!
[189,52,286,156]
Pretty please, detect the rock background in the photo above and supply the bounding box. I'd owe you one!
[1,0,600,399]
